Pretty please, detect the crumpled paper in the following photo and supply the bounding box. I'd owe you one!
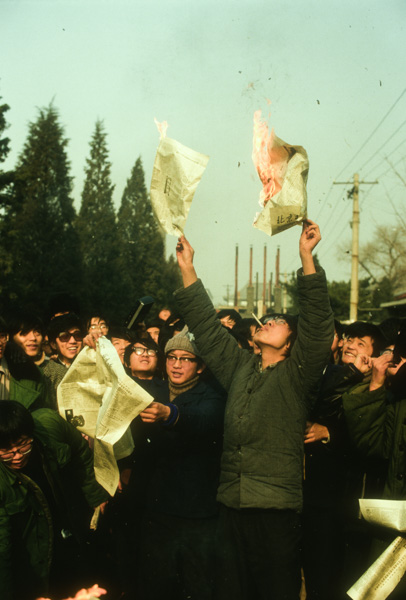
[252,110,308,236]
[150,120,209,236]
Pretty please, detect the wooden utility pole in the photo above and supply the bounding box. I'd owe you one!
[263,244,267,310]
[234,244,239,309]
[334,174,378,322]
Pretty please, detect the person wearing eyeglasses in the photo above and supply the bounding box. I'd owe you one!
[174,220,334,600]
[130,328,226,600]
[47,313,84,368]
[0,400,109,600]
[86,314,109,336]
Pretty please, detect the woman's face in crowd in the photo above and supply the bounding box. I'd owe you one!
[13,328,43,358]
[129,343,158,379]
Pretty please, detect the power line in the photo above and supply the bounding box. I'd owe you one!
[334,87,406,181]
[363,136,406,180]
[358,118,406,173]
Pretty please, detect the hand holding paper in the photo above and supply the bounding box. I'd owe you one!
[252,110,309,236]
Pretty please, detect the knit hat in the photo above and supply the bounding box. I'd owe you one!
[164,326,201,358]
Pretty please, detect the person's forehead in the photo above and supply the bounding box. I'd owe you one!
[133,343,148,349]
[167,350,196,358]
[346,335,373,345]
[111,337,129,344]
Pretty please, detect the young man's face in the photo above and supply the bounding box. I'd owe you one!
[0,332,8,360]
[53,328,83,365]
[341,335,375,365]
[146,326,160,344]
[13,328,43,358]
[166,350,204,385]
[253,317,292,354]
[129,343,158,379]
[111,337,131,364]
[0,436,33,470]
[88,317,109,335]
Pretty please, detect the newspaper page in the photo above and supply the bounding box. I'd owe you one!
[58,337,153,496]
[347,500,406,600]
[150,120,209,236]
[252,110,308,237]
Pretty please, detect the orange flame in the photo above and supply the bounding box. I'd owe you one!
[36,583,107,600]
[252,110,289,208]
[154,117,168,139]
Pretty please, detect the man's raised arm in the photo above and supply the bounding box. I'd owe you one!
[176,236,198,288]
[299,219,320,275]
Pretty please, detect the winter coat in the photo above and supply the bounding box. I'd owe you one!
[343,386,406,500]
[0,409,108,600]
[174,269,334,512]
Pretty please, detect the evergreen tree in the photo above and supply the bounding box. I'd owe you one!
[0,105,81,313]
[116,157,181,319]
[76,120,120,316]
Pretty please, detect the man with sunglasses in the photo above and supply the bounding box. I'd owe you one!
[174,220,334,600]
[47,313,84,368]
[0,400,109,600]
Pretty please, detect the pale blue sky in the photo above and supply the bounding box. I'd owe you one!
[1,0,405,306]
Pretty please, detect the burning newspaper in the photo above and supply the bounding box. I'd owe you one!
[150,119,209,236]
[57,337,153,496]
[347,500,406,600]
[252,110,308,236]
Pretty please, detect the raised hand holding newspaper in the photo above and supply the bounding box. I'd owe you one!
[150,119,209,236]
[252,110,309,236]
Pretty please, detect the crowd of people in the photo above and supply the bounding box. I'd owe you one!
[0,219,405,600]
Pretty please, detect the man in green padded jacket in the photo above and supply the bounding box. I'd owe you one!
[174,219,334,600]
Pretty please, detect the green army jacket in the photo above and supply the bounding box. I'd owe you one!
[343,386,406,500]
[174,269,334,512]
[0,409,108,600]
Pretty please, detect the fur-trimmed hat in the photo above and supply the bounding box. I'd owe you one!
[164,326,201,358]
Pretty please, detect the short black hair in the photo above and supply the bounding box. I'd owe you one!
[0,401,35,449]
[7,311,45,338]
[123,334,161,369]
[107,326,134,343]
[334,319,344,339]
[217,309,242,325]
[343,321,385,357]
[85,314,109,331]
[47,313,82,344]
[0,316,7,334]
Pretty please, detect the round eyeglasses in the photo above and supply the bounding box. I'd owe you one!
[132,347,157,357]
[0,439,34,462]
[166,355,198,364]
[262,316,288,326]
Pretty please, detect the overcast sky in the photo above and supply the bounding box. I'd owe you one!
[2,0,406,306]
